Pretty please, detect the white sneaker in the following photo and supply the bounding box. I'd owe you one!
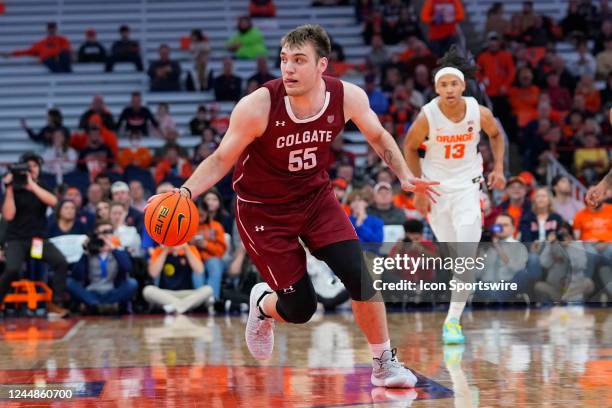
[371,348,418,388]
[245,282,275,360]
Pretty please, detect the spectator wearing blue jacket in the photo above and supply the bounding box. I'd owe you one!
[364,74,389,115]
[67,220,137,311]
[348,189,384,254]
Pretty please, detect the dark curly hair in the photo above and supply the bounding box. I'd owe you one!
[435,45,478,81]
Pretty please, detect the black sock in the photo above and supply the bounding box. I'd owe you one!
[257,291,272,319]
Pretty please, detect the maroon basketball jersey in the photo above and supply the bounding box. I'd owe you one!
[233,76,345,204]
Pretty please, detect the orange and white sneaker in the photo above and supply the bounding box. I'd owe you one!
[245,282,275,360]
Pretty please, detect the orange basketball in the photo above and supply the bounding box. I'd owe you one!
[145,192,199,246]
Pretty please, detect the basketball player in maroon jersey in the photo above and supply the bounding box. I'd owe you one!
[157,25,438,387]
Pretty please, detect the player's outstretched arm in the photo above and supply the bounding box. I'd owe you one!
[180,88,270,200]
[342,81,439,199]
[480,106,506,190]
[586,169,612,207]
[402,112,434,214]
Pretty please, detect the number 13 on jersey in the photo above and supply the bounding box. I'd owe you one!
[288,147,318,171]
[444,143,465,159]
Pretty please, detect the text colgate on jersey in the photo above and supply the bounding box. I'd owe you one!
[233,76,345,204]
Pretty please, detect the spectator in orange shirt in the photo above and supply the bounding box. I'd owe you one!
[573,201,612,284]
[420,0,465,57]
[117,130,153,169]
[202,189,234,236]
[563,109,585,139]
[154,145,193,185]
[509,67,541,128]
[2,22,72,73]
[575,74,602,114]
[477,31,516,133]
[573,202,612,242]
[70,114,118,157]
[498,176,532,237]
[393,190,423,221]
[190,199,227,300]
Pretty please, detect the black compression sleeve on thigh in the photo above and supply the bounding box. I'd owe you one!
[275,274,318,324]
[312,240,376,301]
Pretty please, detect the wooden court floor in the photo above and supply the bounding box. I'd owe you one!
[0,306,610,407]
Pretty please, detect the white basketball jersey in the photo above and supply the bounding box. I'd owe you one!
[421,96,483,190]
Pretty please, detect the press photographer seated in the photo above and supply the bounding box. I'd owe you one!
[66,221,138,314]
[0,152,69,317]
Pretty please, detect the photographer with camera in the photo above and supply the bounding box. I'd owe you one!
[0,152,69,316]
[66,220,137,314]
[478,213,534,302]
[535,222,593,303]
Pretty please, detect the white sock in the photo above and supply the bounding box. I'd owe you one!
[369,339,391,358]
[163,304,176,314]
[445,301,466,323]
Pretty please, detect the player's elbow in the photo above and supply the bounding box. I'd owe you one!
[210,150,233,171]
[403,140,420,155]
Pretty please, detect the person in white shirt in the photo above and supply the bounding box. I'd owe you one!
[129,180,147,213]
[403,46,506,344]
[41,129,77,181]
[109,201,142,257]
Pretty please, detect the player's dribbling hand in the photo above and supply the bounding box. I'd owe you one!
[401,178,440,204]
[144,188,186,211]
[487,169,506,190]
[585,183,605,208]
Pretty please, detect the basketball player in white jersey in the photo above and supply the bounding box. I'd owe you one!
[404,47,506,344]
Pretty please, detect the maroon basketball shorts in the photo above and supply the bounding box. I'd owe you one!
[235,184,358,291]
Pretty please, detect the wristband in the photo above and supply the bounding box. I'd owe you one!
[180,186,192,199]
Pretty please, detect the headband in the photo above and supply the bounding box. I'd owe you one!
[434,67,464,84]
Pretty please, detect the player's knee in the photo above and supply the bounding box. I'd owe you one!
[340,264,367,301]
[336,256,375,301]
[277,295,317,324]
[314,240,375,301]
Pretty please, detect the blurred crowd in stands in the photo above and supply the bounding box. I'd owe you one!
[0,0,610,316]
